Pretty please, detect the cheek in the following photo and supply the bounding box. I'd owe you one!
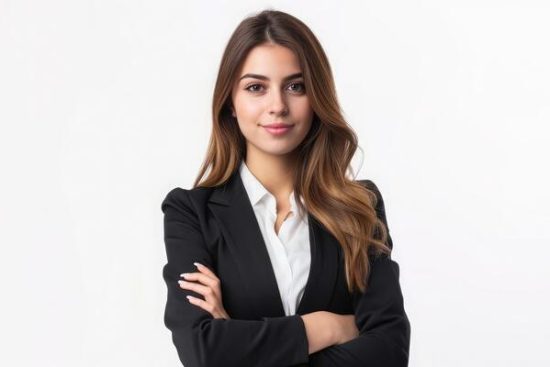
[296,118,313,139]
[289,97,312,115]
[234,97,264,122]
[292,100,314,127]
[234,100,262,138]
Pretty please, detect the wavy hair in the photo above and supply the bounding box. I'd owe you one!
[192,9,391,293]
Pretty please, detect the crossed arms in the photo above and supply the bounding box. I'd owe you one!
[161,181,410,367]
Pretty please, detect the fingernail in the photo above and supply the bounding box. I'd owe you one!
[193,262,202,268]
[180,273,190,277]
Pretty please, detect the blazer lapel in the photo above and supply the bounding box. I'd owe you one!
[208,168,340,317]
[296,214,339,315]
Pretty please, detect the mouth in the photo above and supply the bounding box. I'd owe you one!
[261,123,294,136]
[262,122,294,128]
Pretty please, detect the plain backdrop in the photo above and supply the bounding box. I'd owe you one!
[1,1,549,366]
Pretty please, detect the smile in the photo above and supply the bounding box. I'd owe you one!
[262,125,294,136]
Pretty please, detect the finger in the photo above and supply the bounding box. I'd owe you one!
[186,295,226,319]
[179,280,218,300]
[194,262,219,280]
[179,273,221,300]
[179,281,221,306]
[180,272,219,289]
[186,295,216,316]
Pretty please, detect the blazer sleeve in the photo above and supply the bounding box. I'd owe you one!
[161,187,310,367]
[308,180,411,367]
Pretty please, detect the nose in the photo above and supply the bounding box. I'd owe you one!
[268,89,288,116]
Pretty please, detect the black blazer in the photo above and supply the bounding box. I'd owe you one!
[161,168,411,367]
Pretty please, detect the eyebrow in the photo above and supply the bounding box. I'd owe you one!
[238,72,303,82]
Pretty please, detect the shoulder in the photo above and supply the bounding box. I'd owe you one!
[355,178,376,190]
[354,179,383,203]
[354,178,389,221]
[354,179,394,254]
[161,185,217,215]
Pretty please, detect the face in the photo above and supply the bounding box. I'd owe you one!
[230,43,314,157]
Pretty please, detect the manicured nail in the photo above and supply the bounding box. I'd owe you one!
[193,262,202,268]
[180,273,190,278]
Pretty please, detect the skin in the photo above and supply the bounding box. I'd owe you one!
[230,42,314,234]
[178,42,359,353]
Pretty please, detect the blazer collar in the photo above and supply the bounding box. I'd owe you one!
[208,167,340,317]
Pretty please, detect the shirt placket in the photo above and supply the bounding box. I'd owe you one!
[265,195,295,315]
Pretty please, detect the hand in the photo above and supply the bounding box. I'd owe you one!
[178,262,231,319]
[334,314,359,345]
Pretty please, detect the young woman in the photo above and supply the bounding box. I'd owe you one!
[161,9,410,367]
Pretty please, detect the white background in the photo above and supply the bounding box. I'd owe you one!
[1,1,549,366]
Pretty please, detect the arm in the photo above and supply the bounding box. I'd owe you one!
[162,188,309,367]
[301,311,342,354]
[308,180,411,367]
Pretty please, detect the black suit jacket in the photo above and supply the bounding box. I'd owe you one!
[161,168,411,367]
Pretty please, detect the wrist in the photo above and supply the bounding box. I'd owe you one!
[325,311,341,345]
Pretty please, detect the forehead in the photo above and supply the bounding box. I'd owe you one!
[237,43,302,79]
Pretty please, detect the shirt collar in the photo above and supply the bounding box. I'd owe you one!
[238,160,306,221]
[239,160,270,207]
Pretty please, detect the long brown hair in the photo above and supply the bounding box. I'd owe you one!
[192,9,391,293]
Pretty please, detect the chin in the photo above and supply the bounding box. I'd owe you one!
[255,143,300,156]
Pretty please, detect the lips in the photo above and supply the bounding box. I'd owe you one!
[262,123,294,136]
[262,122,293,128]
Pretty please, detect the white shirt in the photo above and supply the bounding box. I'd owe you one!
[239,161,311,316]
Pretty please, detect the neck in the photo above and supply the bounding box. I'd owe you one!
[244,148,298,197]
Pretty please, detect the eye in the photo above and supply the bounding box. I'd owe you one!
[288,82,306,94]
[245,84,264,93]
[244,82,306,94]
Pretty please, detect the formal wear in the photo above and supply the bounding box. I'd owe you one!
[161,162,411,367]
[239,160,311,316]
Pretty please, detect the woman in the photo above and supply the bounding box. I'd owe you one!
[161,9,410,367]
